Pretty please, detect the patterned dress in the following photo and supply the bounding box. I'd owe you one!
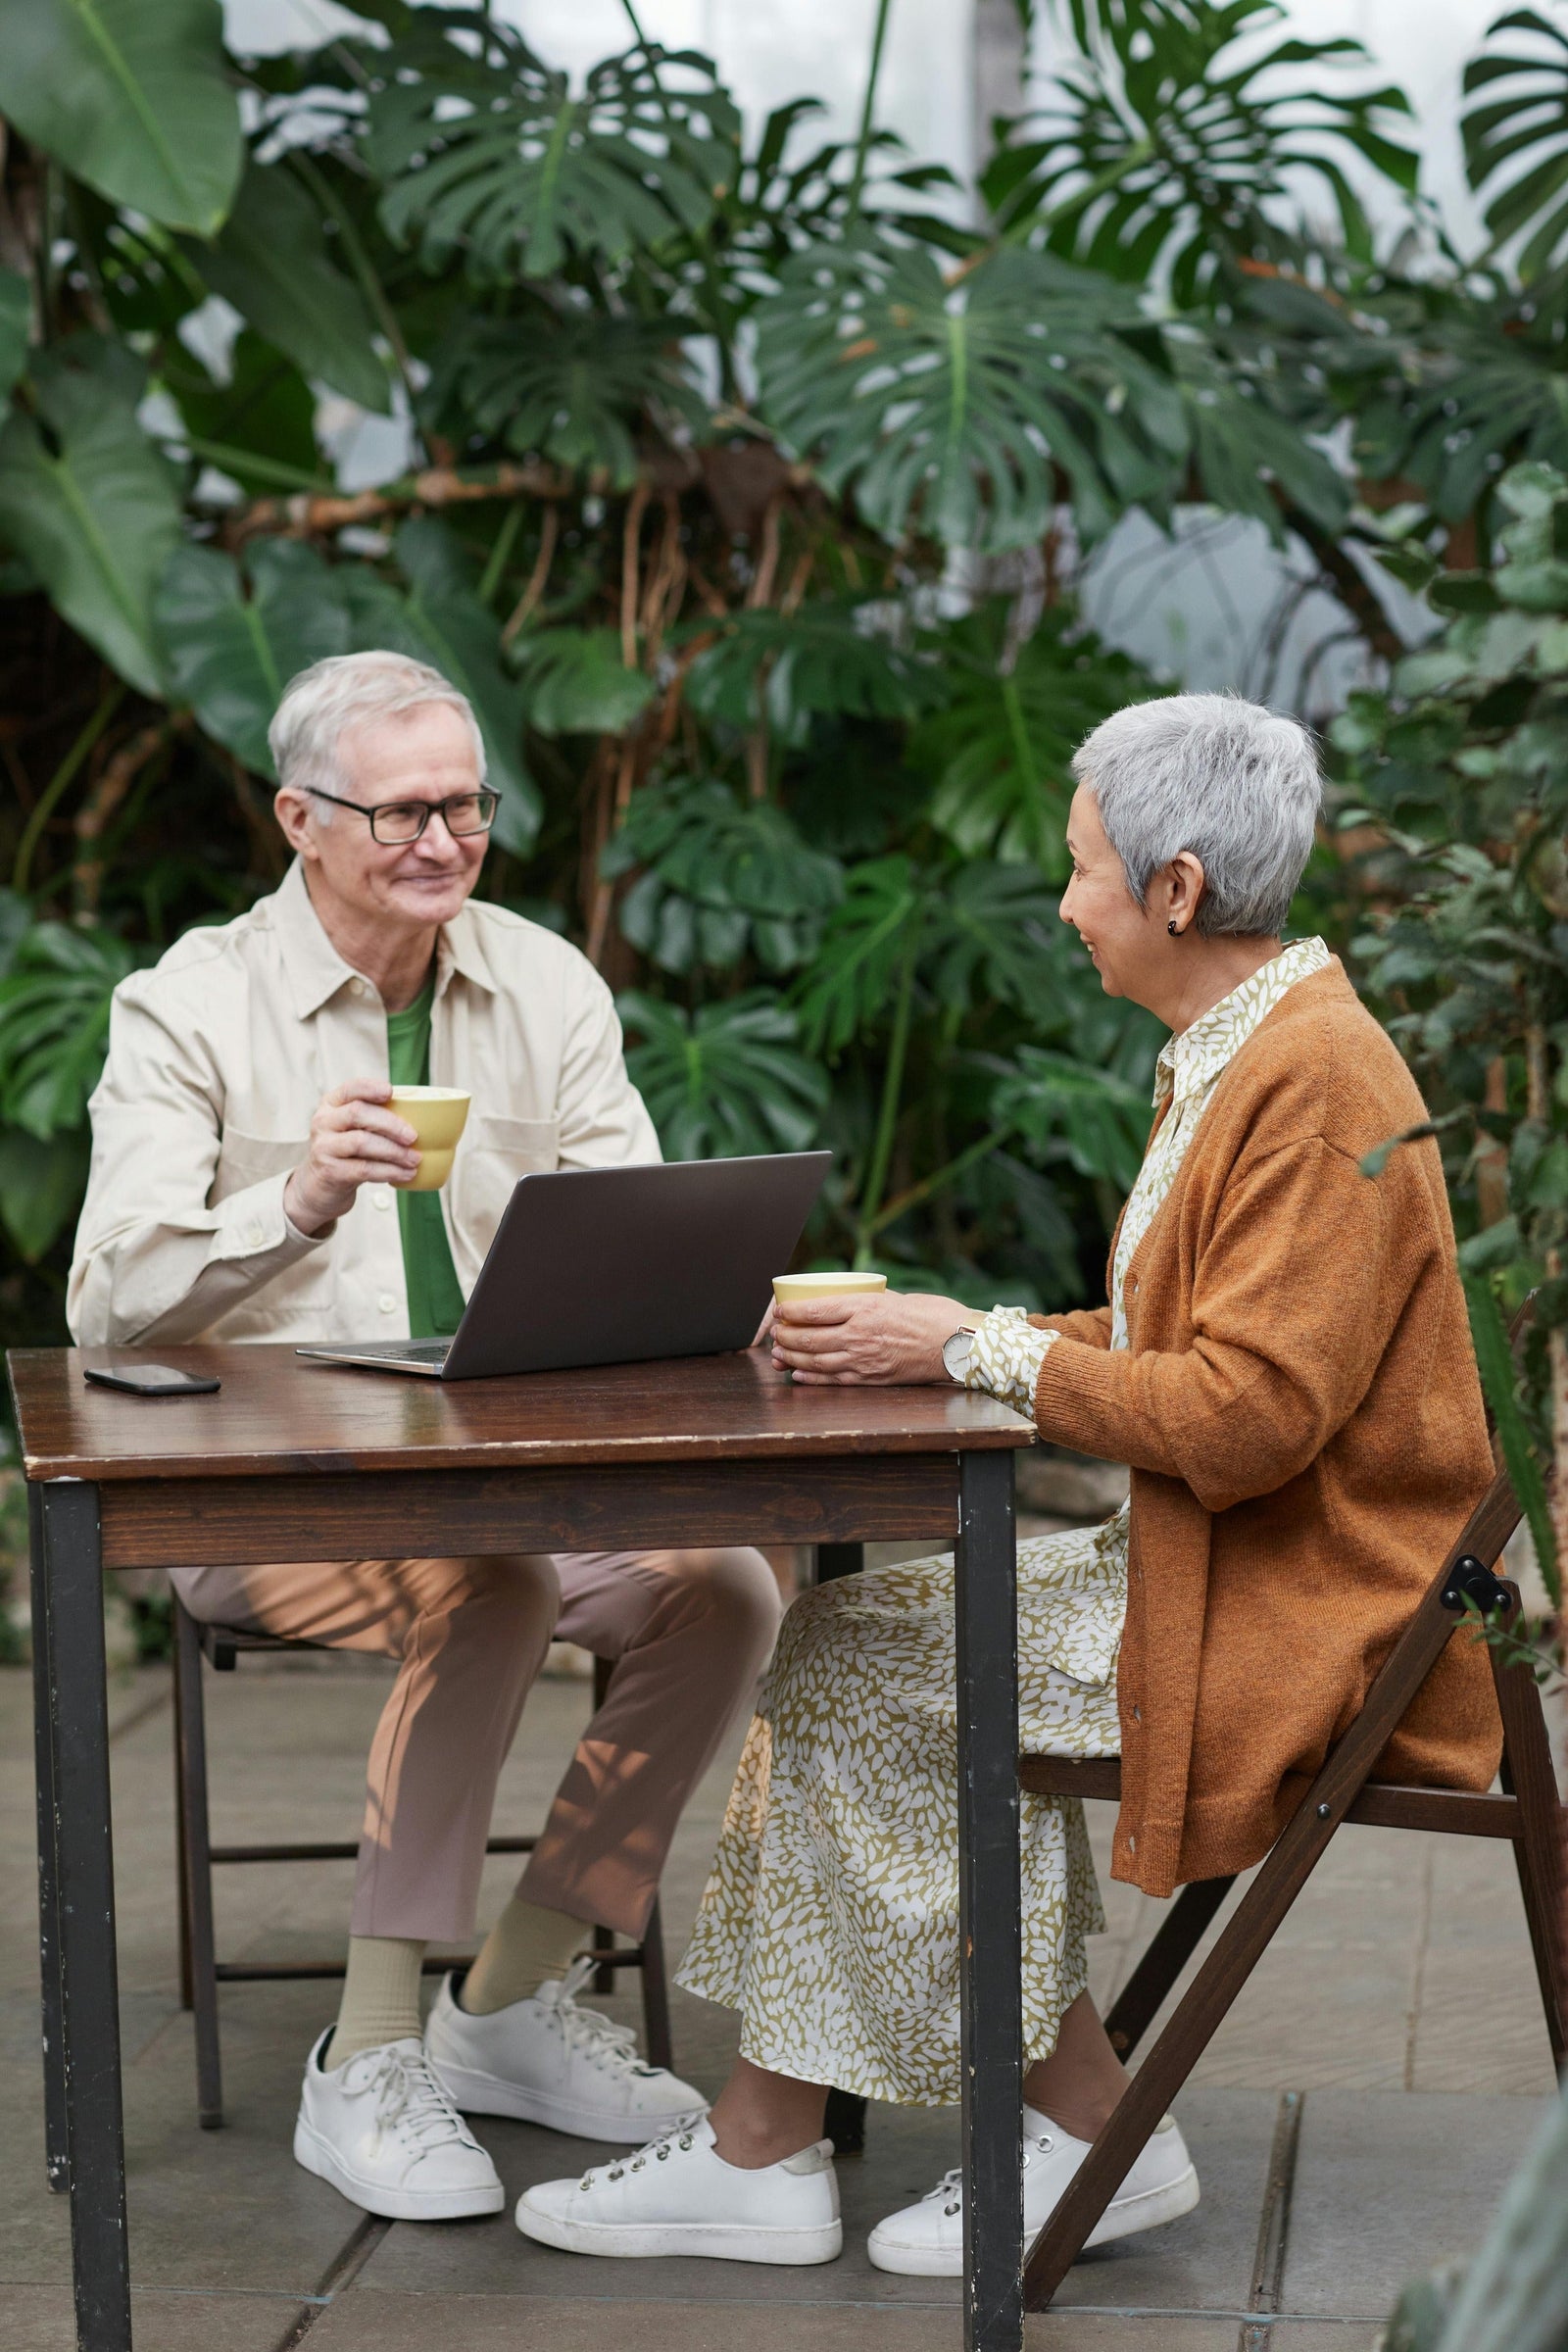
[676,939,1332,2105]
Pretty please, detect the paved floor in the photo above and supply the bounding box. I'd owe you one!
[1,1616,1559,2352]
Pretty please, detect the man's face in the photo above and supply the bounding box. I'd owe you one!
[275,702,489,932]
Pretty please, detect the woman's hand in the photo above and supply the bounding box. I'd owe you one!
[771,1291,978,1385]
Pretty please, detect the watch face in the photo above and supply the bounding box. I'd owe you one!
[943,1329,974,1382]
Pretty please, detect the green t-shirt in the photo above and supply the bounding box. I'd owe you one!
[385,977,467,1340]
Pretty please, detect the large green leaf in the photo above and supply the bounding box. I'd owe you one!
[155,539,353,774]
[604,777,845,974]
[683,602,939,745]
[182,162,390,414]
[1463,9,1568,278]
[911,602,1158,873]
[365,19,741,280]
[0,273,29,412]
[0,0,242,235]
[984,0,1415,301]
[617,989,828,1159]
[0,920,144,1140]
[0,1127,90,1263]
[430,311,708,485]
[793,856,927,1054]
[993,1044,1152,1194]
[924,861,1066,1025]
[160,329,325,497]
[755,235,1187,549]
[0,347,181,696]
[511,628,658,735]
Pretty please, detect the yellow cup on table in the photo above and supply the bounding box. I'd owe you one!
[771,1270,888,1307]
[387,1086,470,1191]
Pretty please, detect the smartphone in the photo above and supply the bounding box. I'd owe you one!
[83,1363,221,1397]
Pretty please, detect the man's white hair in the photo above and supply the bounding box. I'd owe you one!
[1072,693,1322,939]
[269,651,487,817]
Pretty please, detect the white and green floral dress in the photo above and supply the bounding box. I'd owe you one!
[677,940,1332,2105]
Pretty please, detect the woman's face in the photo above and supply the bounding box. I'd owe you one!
[1060,782,1162,1003]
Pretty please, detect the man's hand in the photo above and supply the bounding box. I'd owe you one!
[283,1079,420,1237]
[770,1290,978,1386]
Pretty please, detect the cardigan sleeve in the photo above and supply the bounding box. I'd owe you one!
[1030,1136,1396,1513]
[1028,1305,1114,1349]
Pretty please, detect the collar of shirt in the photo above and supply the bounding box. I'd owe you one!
[268,856,500,1020]
[1152,936,1333,1112]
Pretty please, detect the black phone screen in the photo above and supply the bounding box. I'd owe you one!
[83,1364,221,1396]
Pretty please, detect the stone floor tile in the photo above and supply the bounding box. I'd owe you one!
[0,2280,304,2352]
[1281,2086,1551,2317]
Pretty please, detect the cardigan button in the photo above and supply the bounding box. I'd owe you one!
[1132,1704,1142,1723]
[1126,1834,1137,1854]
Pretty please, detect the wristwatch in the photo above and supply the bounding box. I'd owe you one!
[942,1326,977,1384]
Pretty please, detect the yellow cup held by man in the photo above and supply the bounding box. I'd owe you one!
[771,1270,888,1307]
[388,1086,471,1191]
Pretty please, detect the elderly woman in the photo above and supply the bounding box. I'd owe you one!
[515,695,1499,2271]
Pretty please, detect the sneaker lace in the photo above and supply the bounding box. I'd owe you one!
[343,2042,478,2154]
[548,1952,662,2081]
[921,2126,1054,2220]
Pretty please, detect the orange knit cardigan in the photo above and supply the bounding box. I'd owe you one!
[1031,959,1501,1900]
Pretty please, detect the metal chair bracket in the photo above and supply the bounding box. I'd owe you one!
[1439,1554,1512,1616]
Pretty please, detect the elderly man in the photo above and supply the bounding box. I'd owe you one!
[69,651,781,2224]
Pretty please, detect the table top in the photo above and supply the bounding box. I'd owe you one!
[8,1344,1035,1483]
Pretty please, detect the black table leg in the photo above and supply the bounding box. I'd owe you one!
[813,1544,869,2160]
[956,1450,1022,2352]
[29,1483,68,2194]
[40,1481,131,2352]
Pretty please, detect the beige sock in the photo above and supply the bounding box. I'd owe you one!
[323,1936,426,2069]
[461,1896,588,2016]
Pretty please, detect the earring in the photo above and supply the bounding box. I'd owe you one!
[1167,920,1179,937]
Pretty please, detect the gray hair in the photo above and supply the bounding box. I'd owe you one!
[1071,693,1322,938]
[269,651,486,817]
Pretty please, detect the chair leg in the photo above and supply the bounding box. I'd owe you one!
[638,1895,673,2073]
[1102,1877,1236,2060]
[589,1653,618,1995]
[28,1484,69,2194]
[172,1599,223,2128]
[172,1627,194,2014]
[1491,1602,1567,2067]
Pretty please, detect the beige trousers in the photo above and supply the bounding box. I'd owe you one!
[172,1546,781,1945]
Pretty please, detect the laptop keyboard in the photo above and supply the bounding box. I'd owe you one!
[399,1342,451,1363]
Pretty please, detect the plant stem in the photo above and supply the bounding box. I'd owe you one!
[285,151,425,449]
[849,0,897,222]
[866,1122,1010,1240]
[13,683,125,897]
[478,502,524,607]
[618,0,740,399]
[855,928,919,1262]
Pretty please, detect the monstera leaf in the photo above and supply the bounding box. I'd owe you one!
[0,345,181,697]
[793,857,929,1054]
[924,861,1068,1025]
[617,989,828,1159]
[755,234,1187,549]
[511,628,657,735]
[605,778,845,973]
[0,1128,90,1264]
[0,921,145,1141]
[983,0,1415,301]
[992,1045,1152,1195]
[183,162,390,413]
[1464,9,1568,278]
[911,602,1157,872]
[431,311,708,485]
[161,329,325,497]
[683,602,938,744]
[155,539,353,774]
[0,0,242,236]
[366,19,741,280]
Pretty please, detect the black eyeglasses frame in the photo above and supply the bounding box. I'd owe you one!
[300,784,502,845]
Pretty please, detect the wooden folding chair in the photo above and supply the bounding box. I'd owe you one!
[1018,1459,1566,2307]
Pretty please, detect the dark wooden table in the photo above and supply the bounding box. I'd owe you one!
[9,1343,1036,2352]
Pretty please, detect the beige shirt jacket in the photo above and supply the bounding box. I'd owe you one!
[69,858,662,1348]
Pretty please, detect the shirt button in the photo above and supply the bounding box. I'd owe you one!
[378,1294,397,1313]
[372,1188,392,1211]
[350,976,368,997]
[243,1221,264,1247]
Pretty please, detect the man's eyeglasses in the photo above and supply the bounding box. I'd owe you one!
[302,785,501,846]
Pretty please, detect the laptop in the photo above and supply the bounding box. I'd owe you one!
[296,1151,832,1380]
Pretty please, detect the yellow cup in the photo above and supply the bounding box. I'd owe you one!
[772,1270,888,1306]
[388,1086,470,1191]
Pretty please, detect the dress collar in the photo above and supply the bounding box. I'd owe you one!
[269,857,499,1019]
[1153,936,1332,1108]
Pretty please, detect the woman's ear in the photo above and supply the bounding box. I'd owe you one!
[1164,851,1206,937]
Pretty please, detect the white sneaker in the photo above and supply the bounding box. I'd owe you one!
[515,2113,843,2264]
[425,1955,706,2143]
[293,2030,504,2222]
[866,2106,1198,2276]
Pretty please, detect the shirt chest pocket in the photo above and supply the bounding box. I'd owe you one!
[452,1114,561,1254]
[210,1126,310,1205]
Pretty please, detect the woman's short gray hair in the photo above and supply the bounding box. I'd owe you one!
[1072,694,1322,938]
[269,651,486,816]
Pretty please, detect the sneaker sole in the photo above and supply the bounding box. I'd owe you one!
[867,2165,1200,2277]
[293,2117,505,2222]
[428,2055,697,2145]
[516,2196,843,2265]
